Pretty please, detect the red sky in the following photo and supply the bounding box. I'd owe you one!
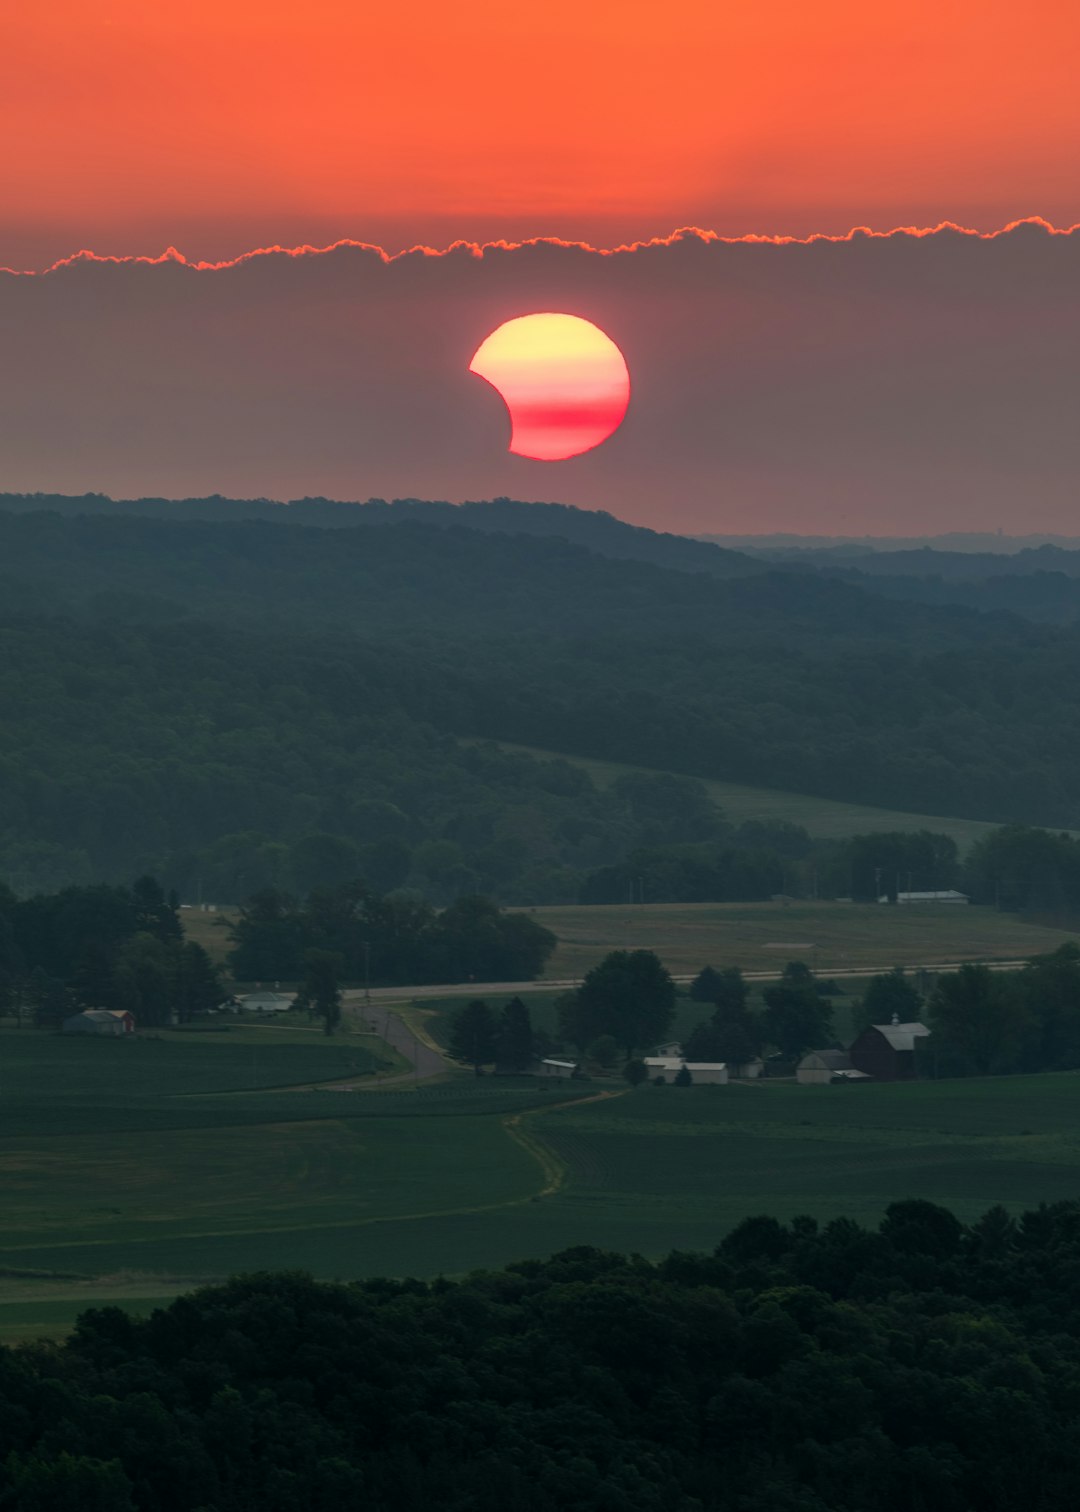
[3,0,1079,267]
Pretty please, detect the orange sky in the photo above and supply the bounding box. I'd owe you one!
[3,0,1078,266]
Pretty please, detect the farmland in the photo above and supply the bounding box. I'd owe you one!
[185,898,1080,984]
[6,1017,1080,1340]
[529,899,1079,980]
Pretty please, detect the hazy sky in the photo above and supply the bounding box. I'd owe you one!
[3,224,1078,535]
[2,1,1078,269]
[3,3,1079,536]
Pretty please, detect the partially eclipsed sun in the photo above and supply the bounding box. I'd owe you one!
[469,313,630,461]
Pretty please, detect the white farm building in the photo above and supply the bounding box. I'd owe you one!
[878,890,969,905]
[644,1057,728,1085]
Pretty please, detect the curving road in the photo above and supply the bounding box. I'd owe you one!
[348,999,448,1084]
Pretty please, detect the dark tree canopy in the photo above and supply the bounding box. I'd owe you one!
[762,963,834,1058]
[495,996,534,1072]
[4,1200,1080,1509]
[858,966,924,1029]
[448,999,497,1074]
[560,949,676,1057]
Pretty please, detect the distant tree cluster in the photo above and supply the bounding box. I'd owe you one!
[227,884,556,987]
[676,946,1080,1080]
[6,1200,1080,1508]
[447,996,537,1074]
[928,945,1080,1076]
[558,949,677,1058]
[0,876,221,1028]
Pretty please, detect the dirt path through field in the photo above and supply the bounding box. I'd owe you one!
[504,1089,626,1199]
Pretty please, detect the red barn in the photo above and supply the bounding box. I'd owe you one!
[849,1020,930,1081]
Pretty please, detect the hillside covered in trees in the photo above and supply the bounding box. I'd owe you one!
[5,1201,1080,1510]
[4,499,1080,898]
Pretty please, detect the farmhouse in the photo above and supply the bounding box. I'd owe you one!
[62,1009,135,1037]
[849,1020,931,1081]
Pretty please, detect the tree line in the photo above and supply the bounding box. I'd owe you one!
[6,507,1080,911]
[446,942,1080,1082]
[6,1200,1080,1508]
[228,883,556,987]
[0,876,222,1028]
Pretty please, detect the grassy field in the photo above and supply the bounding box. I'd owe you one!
[480,740,1020,848]
[183,897,1080,992]
[180,907,239,966]
[7,1009,1080,1339]
[528,900,1079,980]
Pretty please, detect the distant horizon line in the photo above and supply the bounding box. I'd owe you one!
[3,492,1080,550]
[3,215,1079,278]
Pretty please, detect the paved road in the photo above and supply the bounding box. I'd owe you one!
[349,1000,448,1083]
[346,958,1035,1006]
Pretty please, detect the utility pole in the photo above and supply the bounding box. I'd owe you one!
[363,942,371,1013]
[874,866,882,902]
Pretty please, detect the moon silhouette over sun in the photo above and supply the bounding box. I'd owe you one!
[469,313,630,461]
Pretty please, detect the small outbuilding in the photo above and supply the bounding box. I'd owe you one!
[796,1048,866,1085]
[233,992,295,1015]
[63,1009,135,1037]
[534,1057,578,1079]
[849,1020,931,1081]
[645,1056,728,1085]
[680,1061,728,1085]
[878,890,969,905]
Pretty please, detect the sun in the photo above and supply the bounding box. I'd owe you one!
[469,313,630,461]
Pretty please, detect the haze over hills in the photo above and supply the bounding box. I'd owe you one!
[701,532,1080,554]
[4,495,1080,904]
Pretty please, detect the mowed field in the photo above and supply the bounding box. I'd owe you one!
[6,1022,1080,1340]
[480,740,1018,848]
[529,901,1080,981]
[184,900,1080,984]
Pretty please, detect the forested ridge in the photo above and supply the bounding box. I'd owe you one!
[4,502,1080,897]
[5,1201,1080,1510]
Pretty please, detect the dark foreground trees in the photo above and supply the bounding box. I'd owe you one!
[6,1200,1080,1510]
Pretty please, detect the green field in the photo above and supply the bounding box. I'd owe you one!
[481,740,1021,848]
[6,1018,1080,1339]
[529,900,1079,980]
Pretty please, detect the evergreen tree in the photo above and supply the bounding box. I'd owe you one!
[299,949,344,1036]
[689,965,724,1003]
[448,999,497,1074]
[132,874,182,942]
[495,996,534,1071]
[175,941,224,1023]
